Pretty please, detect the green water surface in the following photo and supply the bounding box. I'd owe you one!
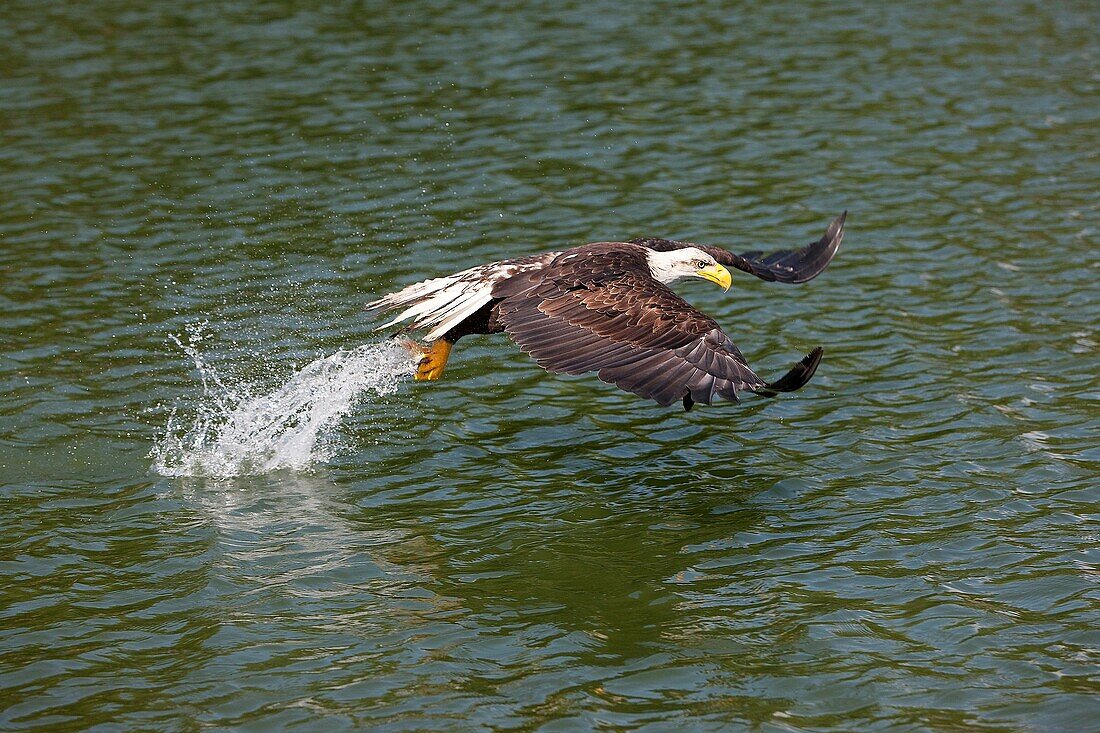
[2,1,1098,730]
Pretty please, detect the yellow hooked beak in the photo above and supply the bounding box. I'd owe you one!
[696,263,732,291]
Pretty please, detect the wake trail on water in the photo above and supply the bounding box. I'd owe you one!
[151,327,416,478]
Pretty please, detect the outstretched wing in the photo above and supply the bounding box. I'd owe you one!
[634,211,846,285]
[495,268,820,408]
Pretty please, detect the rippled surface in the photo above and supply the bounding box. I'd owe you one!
[2,1,1098,730]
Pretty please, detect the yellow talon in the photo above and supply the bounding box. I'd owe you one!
[414,339,453,381]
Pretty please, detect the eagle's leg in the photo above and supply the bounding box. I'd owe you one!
[405,300,502,382]
[393,336,454,381]
[415,339,453,381]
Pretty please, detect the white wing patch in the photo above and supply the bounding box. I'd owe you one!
[366,253,558,342]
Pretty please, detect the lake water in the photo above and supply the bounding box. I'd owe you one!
[2,1,1098,730]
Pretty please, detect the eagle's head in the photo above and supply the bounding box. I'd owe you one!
[645,247,732,290]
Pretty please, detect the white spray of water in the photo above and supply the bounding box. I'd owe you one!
[151,325,416,478]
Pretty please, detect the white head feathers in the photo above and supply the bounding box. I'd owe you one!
[644,247,717,284]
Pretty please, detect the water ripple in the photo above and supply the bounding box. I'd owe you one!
[3,0,1099,730]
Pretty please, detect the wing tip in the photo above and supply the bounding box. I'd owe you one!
[786,211,846,284]
[757,346,824,397]
[828,210,847,240]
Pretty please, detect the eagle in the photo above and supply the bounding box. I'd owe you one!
[366,212,845,411]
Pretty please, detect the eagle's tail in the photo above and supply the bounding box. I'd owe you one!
[366,269,497,343]
[365,253,557,342]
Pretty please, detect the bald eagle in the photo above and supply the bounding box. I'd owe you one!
[367,212,845,411]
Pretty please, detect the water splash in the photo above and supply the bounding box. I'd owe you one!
[151,325,416,478]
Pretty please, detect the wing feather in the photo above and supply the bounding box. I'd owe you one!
[496,261,783,407]
[731,211,845,283]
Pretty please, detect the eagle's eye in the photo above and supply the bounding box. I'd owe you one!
[694,259,708,269]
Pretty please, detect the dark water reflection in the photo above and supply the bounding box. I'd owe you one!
[2,0,1098,730]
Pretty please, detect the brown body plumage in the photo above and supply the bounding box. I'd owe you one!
[366,213,845,410]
